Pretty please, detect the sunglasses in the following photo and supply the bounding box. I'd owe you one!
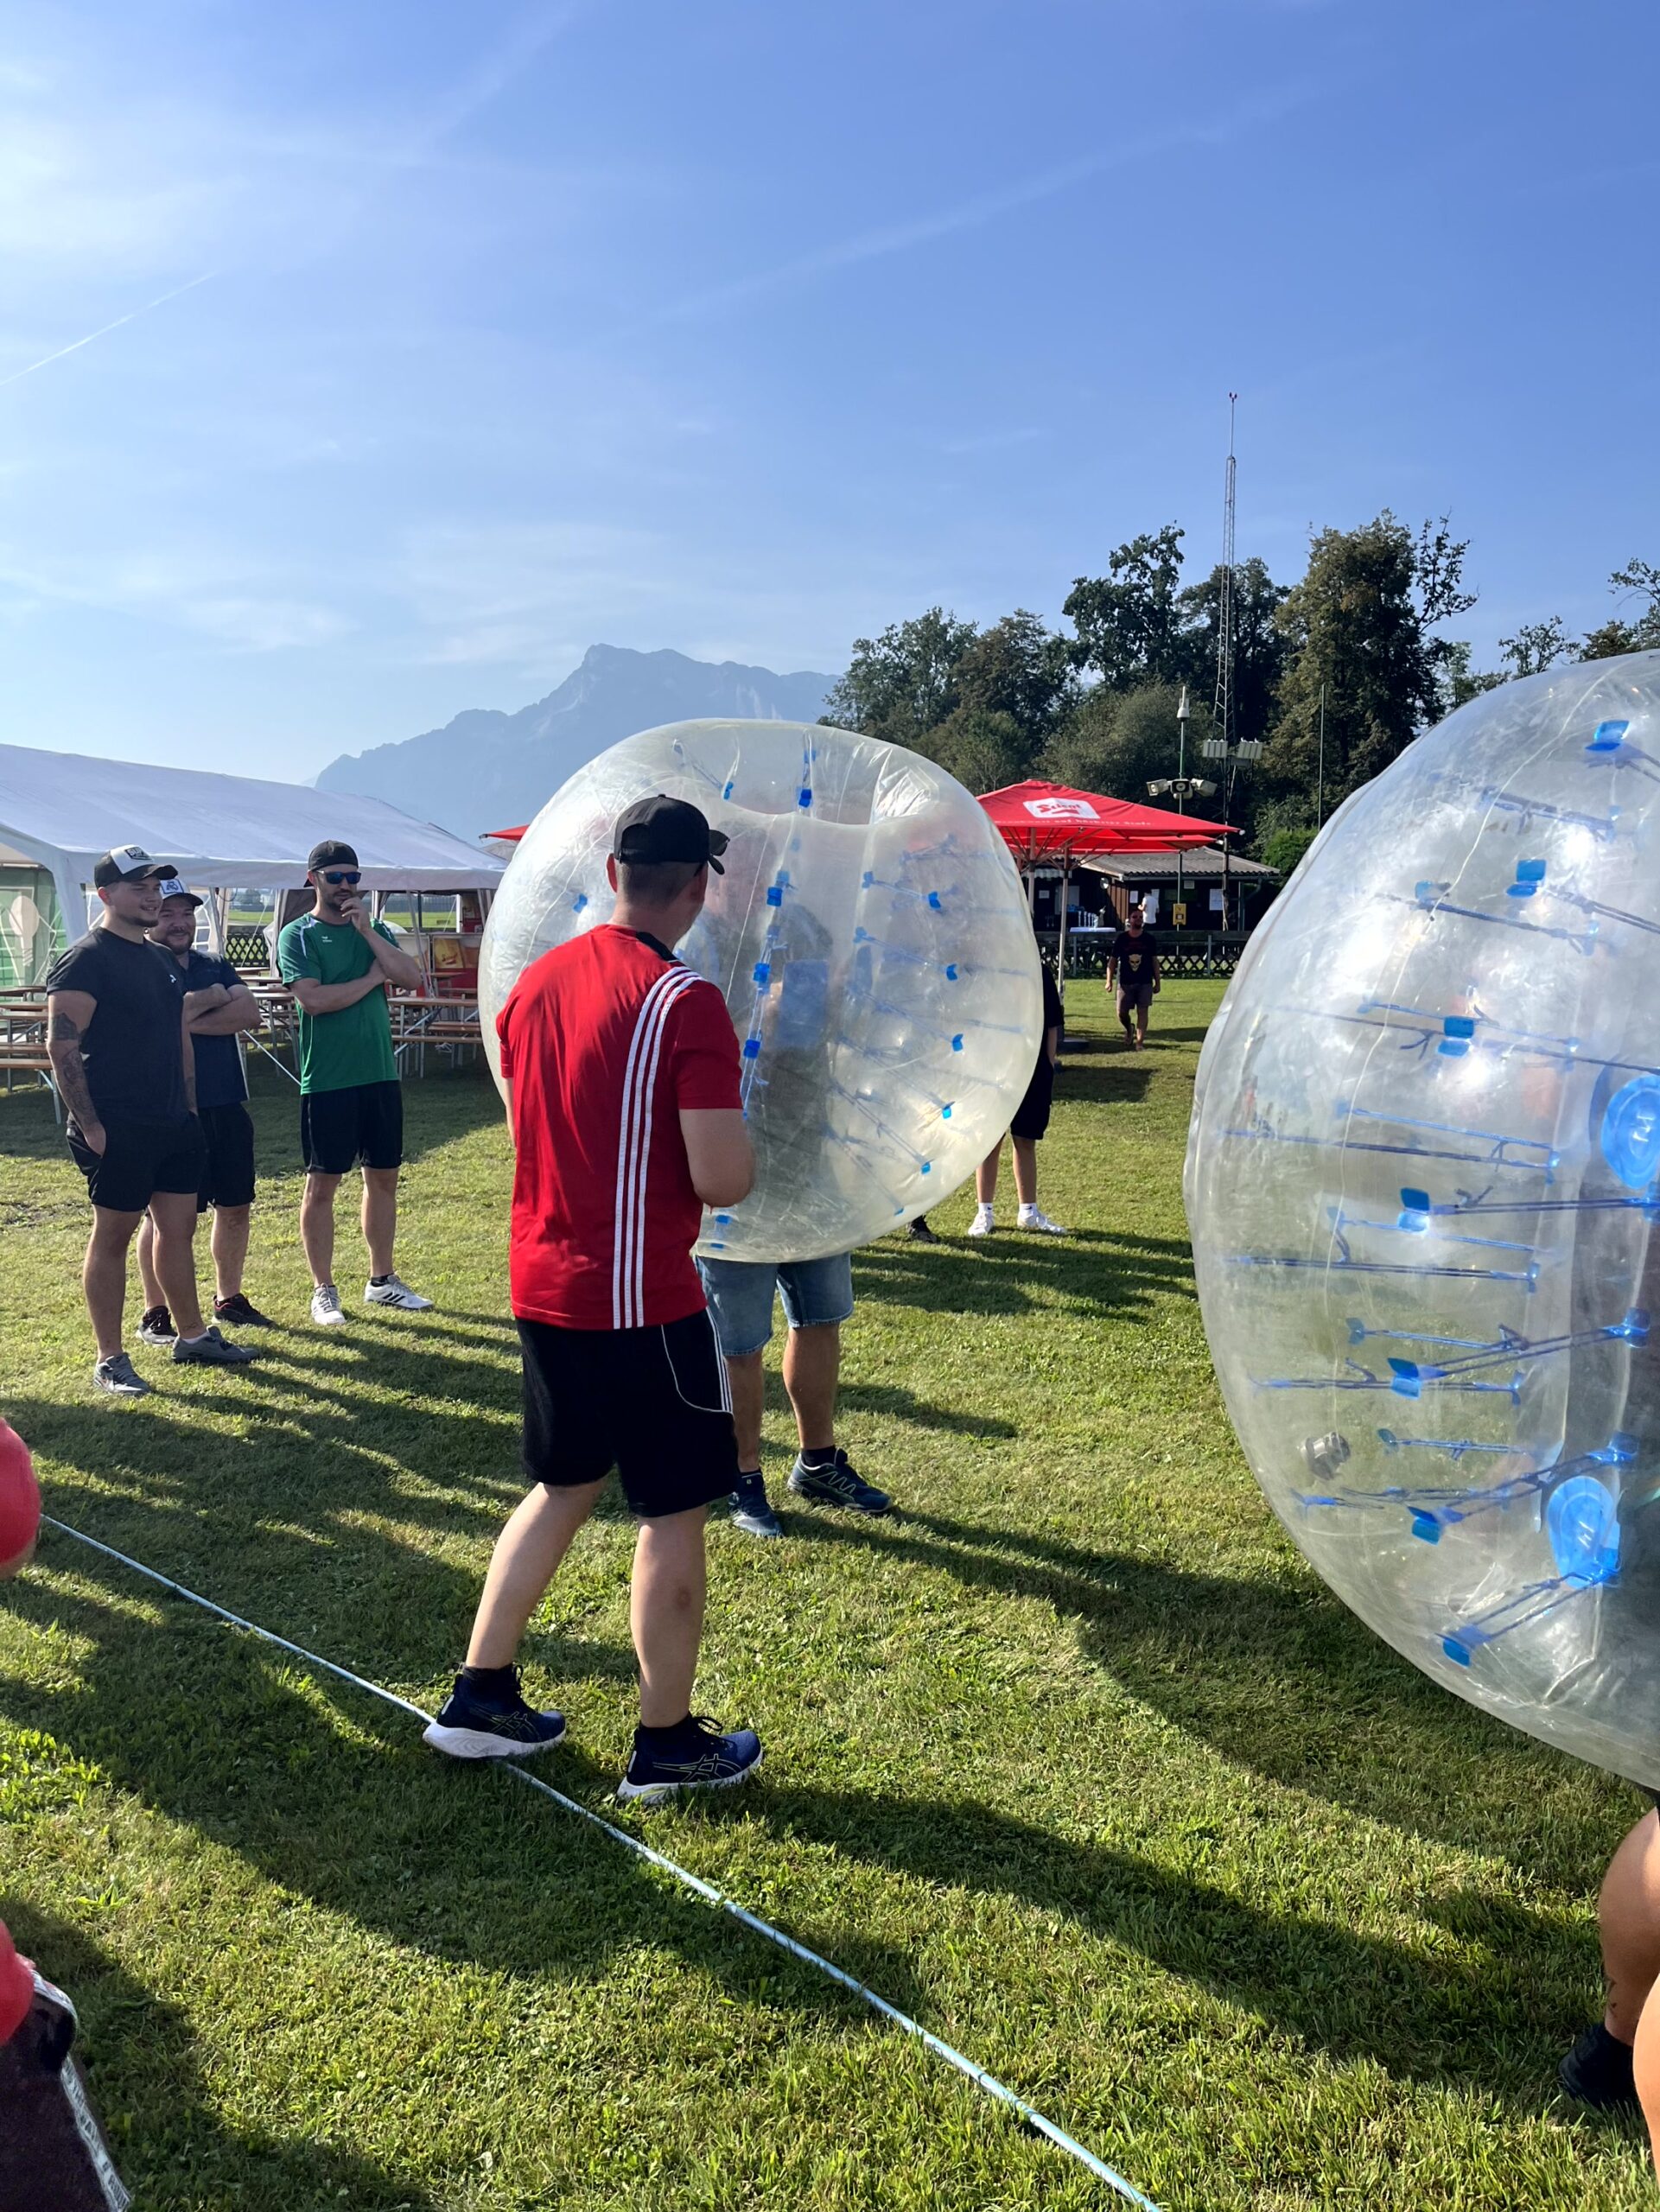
[321,870,362,887]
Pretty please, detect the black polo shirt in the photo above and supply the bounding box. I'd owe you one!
[45,927,189,1122]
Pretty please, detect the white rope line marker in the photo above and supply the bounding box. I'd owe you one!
[40,1514,1161,2209]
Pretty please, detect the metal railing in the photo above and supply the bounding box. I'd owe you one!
[1040,930,1251,980]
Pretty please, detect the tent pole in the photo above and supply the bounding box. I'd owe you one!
[1055,857,1071,1020]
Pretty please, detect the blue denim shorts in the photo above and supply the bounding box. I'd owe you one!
[696,1253,855,1357]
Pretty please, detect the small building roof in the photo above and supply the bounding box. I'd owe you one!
[1079,845,1276,881]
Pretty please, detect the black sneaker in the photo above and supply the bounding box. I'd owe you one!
[137,1305,175,1345]
[617,1715,762,1804]
[729,1473,783,1539]
[787,1449,891,1516]
[906,1216,938,1244]
[214,1293,275,1328]
[1559,2020,1639,2111]
[94,1351,150,1397]
[423,1669,567,1761]
[170,1325,257,1368]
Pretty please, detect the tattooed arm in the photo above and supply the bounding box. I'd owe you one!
[181,1002,196,1114]
[46,989,105,1151]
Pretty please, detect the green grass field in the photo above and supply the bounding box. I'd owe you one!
[1,981,1653,2209]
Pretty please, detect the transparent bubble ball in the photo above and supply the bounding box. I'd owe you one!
[481,718,1044,1264]
[1185,652,1660,1784]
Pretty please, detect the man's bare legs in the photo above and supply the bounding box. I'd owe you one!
[84,1208,143,1361]
[632,1508,708,1726]
[209,1204,251,1300]
[147,1191,207,1338]
[977,1136,1040,1211]
[461,1479,708,1729]
[136,1213,164,1314]
[727,1323,838,1464]
[466,1479,605,1667]
[301,1171,340,1287]
[1600,1814,1660,2047]
[362,1166,398,1278]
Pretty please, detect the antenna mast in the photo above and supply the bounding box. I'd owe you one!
[1212,393,1237,754]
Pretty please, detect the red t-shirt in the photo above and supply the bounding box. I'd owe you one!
[498,926,742,1330]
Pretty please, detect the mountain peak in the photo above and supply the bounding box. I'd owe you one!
[315,645,837,836]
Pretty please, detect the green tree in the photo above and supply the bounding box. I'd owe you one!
[1580,616,1645,662]
[822,607,978,747]
[1264,512,1474,811]
[952,610,1075,751]
[909,705,1028,794]
[1042,681,1213,804]
[1498,615,1575,677]
[1062,524,1189,691]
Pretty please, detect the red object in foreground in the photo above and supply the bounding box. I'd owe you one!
[0,1923,31,2045]
[976,779,1235,866]
[0,1421,38,1575]
[485,824,529,843]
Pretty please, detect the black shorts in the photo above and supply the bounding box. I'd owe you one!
[1009,1058,1055,1142]
[1116,978,1155,1014]
[300,1081,404,1175]
[197,1101,256,1211]
[67,1115,205,1216]
[0,1978,131,2211]
[518,1308,740,1518]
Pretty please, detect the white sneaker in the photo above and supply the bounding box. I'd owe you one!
[1018,1205,1069,1236]
[365,1274,435,1311]
[310,1283,347,1327]
[967,1204,995,1237]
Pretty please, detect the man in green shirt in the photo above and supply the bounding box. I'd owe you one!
[277,840,435,1325]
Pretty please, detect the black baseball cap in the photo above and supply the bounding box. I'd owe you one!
[93,843,174,887]
[307,840,359,873]
[612,795,726,874]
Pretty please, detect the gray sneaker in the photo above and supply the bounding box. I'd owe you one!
[171,1325,256,1368]
[310,1284,347,1327]
[94,1351,150,1397]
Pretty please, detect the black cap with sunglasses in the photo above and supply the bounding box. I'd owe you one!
[307,840,360,880]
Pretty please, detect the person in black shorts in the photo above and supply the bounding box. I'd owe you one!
[425,795,764,1802]
[968,951,1067,1236]
[1106,904,1161,1048]
[46,846,256,1397]
[134,880,273,1339]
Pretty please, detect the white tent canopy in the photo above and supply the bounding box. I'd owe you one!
[0,740,503,952]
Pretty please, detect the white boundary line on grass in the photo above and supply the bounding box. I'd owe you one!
[41,1513,1161,2211]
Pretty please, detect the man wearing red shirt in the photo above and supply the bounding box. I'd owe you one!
[425,796,763,1801]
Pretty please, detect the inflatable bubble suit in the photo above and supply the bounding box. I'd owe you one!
[1185,652,1660,1785]
[480,719,1044,1263]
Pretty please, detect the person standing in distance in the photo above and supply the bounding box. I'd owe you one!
[45,845,256,1395]
[277,842,432,1325]
[135,880,273,1340]
[968,951,1068,1237]
[1106,903,1161,1049]
[427,796,762,1802]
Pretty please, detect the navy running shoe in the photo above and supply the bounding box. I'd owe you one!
[423,1669,567,1761]
[1559,2021,1639,2111]
[729,1473,783,1539]
[617,1715,763,1803]
[787,1449,891,1516]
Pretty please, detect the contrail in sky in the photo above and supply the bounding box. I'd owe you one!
[0,271,217,391]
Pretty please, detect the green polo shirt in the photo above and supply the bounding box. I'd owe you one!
[277,913,400,1095]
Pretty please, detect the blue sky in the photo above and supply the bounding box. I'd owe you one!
[3,0,1656,779]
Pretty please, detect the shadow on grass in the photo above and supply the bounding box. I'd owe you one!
[1,1570,928,2039]
[2,1905,439,2209]
[748,1780,1578,2107]
[854,1228,1191,1322]
[793,1508,1634,1887]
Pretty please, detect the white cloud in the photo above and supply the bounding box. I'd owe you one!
[0,542,353,652]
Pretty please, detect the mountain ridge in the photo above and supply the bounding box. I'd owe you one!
[315,644,836,835]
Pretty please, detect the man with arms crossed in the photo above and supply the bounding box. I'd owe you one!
[46,846,255,1396]
[426,796,762,1802]
[277,841,433,1325]
[1106,902,1161,1050]
[135,879,273,1339]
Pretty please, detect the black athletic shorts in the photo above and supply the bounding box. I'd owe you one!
[300,1080,404,1175]
[518,1307,740,1518]
[197,1101,256,1211]
[67,1114,205,1216]
[1009,1057,1055,1142]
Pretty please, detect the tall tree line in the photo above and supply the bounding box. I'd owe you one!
[824,526,1660,871]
